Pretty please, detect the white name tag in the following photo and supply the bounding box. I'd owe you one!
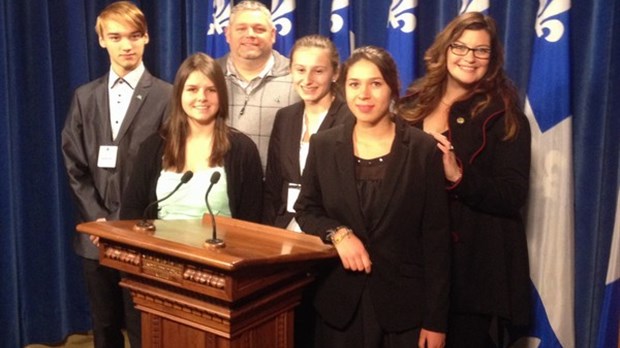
[97,145,118,168]
[286,183,301,213]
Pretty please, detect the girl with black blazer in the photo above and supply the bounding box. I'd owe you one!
[263,35,350,230]
[295,46,450,348]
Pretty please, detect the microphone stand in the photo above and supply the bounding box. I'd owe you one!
[204,171,224,248]
[133,171,194,232]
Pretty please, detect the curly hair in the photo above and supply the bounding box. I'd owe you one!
[397,12,521,140]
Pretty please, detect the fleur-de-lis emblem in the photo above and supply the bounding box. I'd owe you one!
[207,0,230,36]
[387,0,416,34]
[271,0,295,36]
[331,0,349,33]
[459,0,489,14]
[535,0,570,42]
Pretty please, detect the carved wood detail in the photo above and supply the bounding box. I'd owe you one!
[77,217,337,347]
[130,283,231,326]
[103,245,141,265]
[183,265,226,289]
[149,314,162,348]
[276,313,286,348]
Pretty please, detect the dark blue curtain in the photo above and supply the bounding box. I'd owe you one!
[572,2,620,348]
[0,1,617,347]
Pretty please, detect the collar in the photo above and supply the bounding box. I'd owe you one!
[450,93,505,123]
[225,54,275,82]
[109,62,145,89]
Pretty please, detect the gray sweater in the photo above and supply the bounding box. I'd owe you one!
[217,51,300,169]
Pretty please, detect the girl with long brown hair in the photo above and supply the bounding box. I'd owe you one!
[121,52,263,223]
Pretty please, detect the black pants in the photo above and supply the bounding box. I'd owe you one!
[315,289,420,348]
[82,258,141,348]
[446,313,494,348]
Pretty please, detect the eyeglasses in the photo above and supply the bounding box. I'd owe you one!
[449,43,491,59]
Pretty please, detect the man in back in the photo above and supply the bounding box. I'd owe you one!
[61,2,172,347]
[217,0,300,169]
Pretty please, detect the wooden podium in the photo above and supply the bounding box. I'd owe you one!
[77,216,336,348]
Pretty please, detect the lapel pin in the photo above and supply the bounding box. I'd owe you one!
[136,95,143,100]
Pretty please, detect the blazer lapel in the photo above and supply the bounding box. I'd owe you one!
[372,117,409,225]
[96,76,113,143]
[284,103,305,180]
[115,71,152,143]
[334,118,366,234]
[318,98,345,131]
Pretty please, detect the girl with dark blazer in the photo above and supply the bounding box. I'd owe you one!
[120,53,262,223]
[263,35,350,230]
[398,12,532,347]
[295,46,450,348]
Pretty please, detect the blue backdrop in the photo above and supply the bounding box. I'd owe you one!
[0,1,618,347]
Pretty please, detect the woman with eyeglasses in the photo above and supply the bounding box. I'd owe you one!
[397,12,532,347]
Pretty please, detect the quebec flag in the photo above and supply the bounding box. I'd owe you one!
[459,0,489,14]
[330,0,354,61]
[271,0,296,56]
[386,0,416,95]
[596,188,620,348]
[520,1,575,347]
[206,0,231,58]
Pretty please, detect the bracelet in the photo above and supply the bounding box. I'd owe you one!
[328,226,352,245]
[325,225,345,240]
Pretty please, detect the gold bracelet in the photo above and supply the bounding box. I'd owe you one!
[330,227,352,245]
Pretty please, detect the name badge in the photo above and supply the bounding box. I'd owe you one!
[286,183,302,213]
[97,145,118,168]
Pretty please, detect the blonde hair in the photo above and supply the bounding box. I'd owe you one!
[290,35,341,96]
[95,1,148,38]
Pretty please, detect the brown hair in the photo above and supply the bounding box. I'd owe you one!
[161,53,230,171]
[95,1,147,38]
[290,34,341,96]
[340,46,400,105]
[397,12,521,140]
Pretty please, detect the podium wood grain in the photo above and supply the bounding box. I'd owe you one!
[77,216,336,348]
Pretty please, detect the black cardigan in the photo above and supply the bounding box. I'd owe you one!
[407,92,532,326]
[119,129,263,223]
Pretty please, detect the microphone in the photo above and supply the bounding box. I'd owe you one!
[133,170,194,231]
[204,171,224,248]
